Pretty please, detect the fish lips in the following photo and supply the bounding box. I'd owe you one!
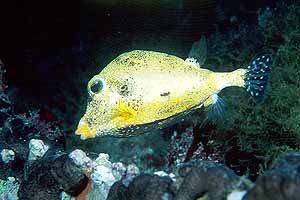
[75,120,96,140]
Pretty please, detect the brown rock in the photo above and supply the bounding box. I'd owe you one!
[244,152,300,200]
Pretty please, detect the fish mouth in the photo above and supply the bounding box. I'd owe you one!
[75,120,96,140]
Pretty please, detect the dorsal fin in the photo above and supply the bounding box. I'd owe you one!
[186,35,207,66]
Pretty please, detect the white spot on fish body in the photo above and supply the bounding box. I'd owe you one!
[109,92,120,104]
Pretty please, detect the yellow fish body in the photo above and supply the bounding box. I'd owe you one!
[75,50,272,139]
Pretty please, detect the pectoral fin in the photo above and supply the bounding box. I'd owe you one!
[112,98,137,125]
[201,94,227,127]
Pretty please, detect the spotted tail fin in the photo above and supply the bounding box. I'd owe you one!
[245,54,272,102]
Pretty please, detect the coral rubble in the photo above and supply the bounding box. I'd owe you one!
[28,139,49,161]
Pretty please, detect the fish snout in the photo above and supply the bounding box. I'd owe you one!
[75,120,96,140]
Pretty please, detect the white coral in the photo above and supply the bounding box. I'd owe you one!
[68,149,94,171]
[1,149,15,163]
[122,163,140,187]
[87,154,118,200]
[63,150,140,200]
[91,165,116,186]
[28,139,49,161]
[94,153,112,168]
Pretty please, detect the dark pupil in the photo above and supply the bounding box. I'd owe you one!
[91,80,103,93]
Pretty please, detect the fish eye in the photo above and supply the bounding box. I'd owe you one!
[89,78,105,95]
[91,81,103,93]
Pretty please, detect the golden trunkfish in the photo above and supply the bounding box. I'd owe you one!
[75,38,272,139]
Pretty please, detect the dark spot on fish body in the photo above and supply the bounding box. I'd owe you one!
[86,119,93,127]
[120,84,129,96]
[120,57,130,65]
[133,106,139,111]
[160,92,170,96]
[113,56,121,64]
[130,99,142,111]
[129,61,135,66]
[89,99,100,108]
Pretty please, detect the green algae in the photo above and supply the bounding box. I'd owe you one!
[0,179,6,195]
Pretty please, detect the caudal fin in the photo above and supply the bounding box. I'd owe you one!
[245,54,272,102]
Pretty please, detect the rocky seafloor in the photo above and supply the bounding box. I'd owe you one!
[2,140,300,200]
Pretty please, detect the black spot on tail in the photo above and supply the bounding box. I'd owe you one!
[245,54,272,102]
